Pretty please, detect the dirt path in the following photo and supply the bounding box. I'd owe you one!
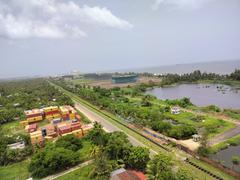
[42,160,93,180]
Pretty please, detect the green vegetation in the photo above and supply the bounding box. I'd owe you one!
[231,156,240,170]
[80,123,151,179]
[70,78,93,85]
[52,80,200,139]
[0,159,31,180]
[56,163,94,180]
[52,79,236,140]
[0,132,33,166]
[146,153,193,180]
[29,135,94,178]
[55,134,83,151]
[0,79,73,125]
[50,81,236,180]
[76,109,91,124]
[161,69,240,85]
[223,109,240,120]
[209,135,240,154]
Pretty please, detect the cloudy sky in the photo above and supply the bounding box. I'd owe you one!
[0,0,240,78]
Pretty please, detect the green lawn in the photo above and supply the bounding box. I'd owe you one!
[0,159,32,180]
[0,120,25,135]
[56,164,94,180]
[203,116,235,137]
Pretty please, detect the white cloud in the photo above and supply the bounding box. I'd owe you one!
[152,0,214,11]
[0,0,133,39]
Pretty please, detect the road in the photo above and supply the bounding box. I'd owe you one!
[75,103,157,155]
[209,125,240,146]
[182,108,240,146]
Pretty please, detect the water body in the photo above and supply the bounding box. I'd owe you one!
[211,145,240,172]
[146,84,240,109]
[118,59,240,75]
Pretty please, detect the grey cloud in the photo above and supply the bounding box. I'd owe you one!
[0,0,133,39]
[152,0,215,10]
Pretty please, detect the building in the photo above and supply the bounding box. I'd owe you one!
[7,142,25,150]
[24,109,43,123]
[110,168,146,180]
[60,105,76,121]
[30,130,44,146]
[61,75,74,81]
[171,107,180,115]
[43,106,61,121]
[112,74,138,84]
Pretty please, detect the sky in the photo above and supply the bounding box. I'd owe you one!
[0,0,240,78]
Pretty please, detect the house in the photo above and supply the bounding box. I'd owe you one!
[110,168,146,180]
[192,134,202,142]
[7,142,25,150]
[171,107,180,115]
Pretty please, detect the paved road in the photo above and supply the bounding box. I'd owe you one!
[75,103,157,155]
[209,125,240,146]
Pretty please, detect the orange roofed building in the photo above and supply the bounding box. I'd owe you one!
[110,168,146,180]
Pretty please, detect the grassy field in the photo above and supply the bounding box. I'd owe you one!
[0,120,25,135]
[70,78,93,85]
[0,159,32,180]
[56,164,94,180]
[50,82,236,180]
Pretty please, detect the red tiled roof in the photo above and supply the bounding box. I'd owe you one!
[111,169,146,180]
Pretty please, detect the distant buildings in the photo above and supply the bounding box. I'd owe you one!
[61,75,74,81]
[112,74,138,84]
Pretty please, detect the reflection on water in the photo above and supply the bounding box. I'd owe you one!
[146,84,240,109]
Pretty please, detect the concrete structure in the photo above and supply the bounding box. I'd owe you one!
[192,134,202,142]
[171,107,180,115]
[112,74,138,84]
[7,142,25,150]
[61,75,74,80]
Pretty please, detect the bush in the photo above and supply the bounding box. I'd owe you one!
[203,105,221,113]
[168,125,196,139]
[29,147,78,178]
[125,146,150,171]
[151,121,172,133]
[56,134,82,152]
